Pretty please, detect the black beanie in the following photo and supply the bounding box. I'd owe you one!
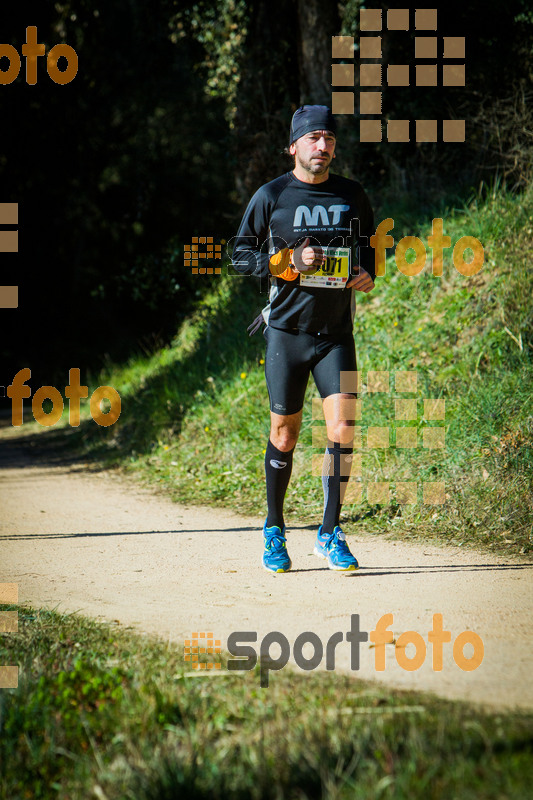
[289,105,337,145]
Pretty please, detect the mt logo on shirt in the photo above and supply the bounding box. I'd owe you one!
[293,205,350,228]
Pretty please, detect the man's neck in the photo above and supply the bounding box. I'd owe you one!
[292,166,330,184]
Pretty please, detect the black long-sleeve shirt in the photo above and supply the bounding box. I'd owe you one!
[231,170,374,335]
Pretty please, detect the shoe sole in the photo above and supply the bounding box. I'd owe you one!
[314,546,359,571]
[262,553,292,573]
[327,563,359,571]
[262,562,291,573]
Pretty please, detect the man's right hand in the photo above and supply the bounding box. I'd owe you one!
[291,237,325,272]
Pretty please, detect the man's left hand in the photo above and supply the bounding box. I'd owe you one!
[346,267,375,292]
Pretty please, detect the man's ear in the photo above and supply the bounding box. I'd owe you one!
[289,143,296,156]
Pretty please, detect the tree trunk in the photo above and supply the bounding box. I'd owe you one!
[233,0,341,200]
[296,0,341,105]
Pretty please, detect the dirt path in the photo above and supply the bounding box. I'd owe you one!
[1,418,532,711]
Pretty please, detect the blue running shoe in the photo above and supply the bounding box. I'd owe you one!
[314,525,359,571]
[262,523,292,572]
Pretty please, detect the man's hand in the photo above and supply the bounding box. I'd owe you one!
[346,267,375,292]
[292,237,325,272]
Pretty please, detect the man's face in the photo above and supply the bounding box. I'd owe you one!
[290,130,336,176]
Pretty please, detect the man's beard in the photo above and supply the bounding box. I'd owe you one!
[297,153,331,174]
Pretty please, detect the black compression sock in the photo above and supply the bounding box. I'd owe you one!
[322,442,353,533]
[265,439,294,530]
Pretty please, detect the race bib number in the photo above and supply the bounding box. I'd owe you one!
[299,247,350,288]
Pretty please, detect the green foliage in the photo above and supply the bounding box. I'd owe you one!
[170,0,249,123]
[1,607,532,798]
[5,0,533,377]
[3,0,235,377]
[73,182,533,555]
[0,609,130,797]
[339,0,365,37]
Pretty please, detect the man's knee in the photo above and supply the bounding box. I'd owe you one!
[270,428,298,451]
[323,394,357,444]
[270,414,301,451]
[326,420,355,445]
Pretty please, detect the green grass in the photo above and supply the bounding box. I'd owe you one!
[1,607,532,799]
[22,182,533,555]
[3,189,532,796]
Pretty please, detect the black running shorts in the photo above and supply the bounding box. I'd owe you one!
[263,325,357,415]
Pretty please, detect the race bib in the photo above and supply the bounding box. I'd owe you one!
[299,247,350,288]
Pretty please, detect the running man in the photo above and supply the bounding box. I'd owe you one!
[232,105,376,572]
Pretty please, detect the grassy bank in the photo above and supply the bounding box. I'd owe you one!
[1,607,532,799]
[23,183,533,555]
